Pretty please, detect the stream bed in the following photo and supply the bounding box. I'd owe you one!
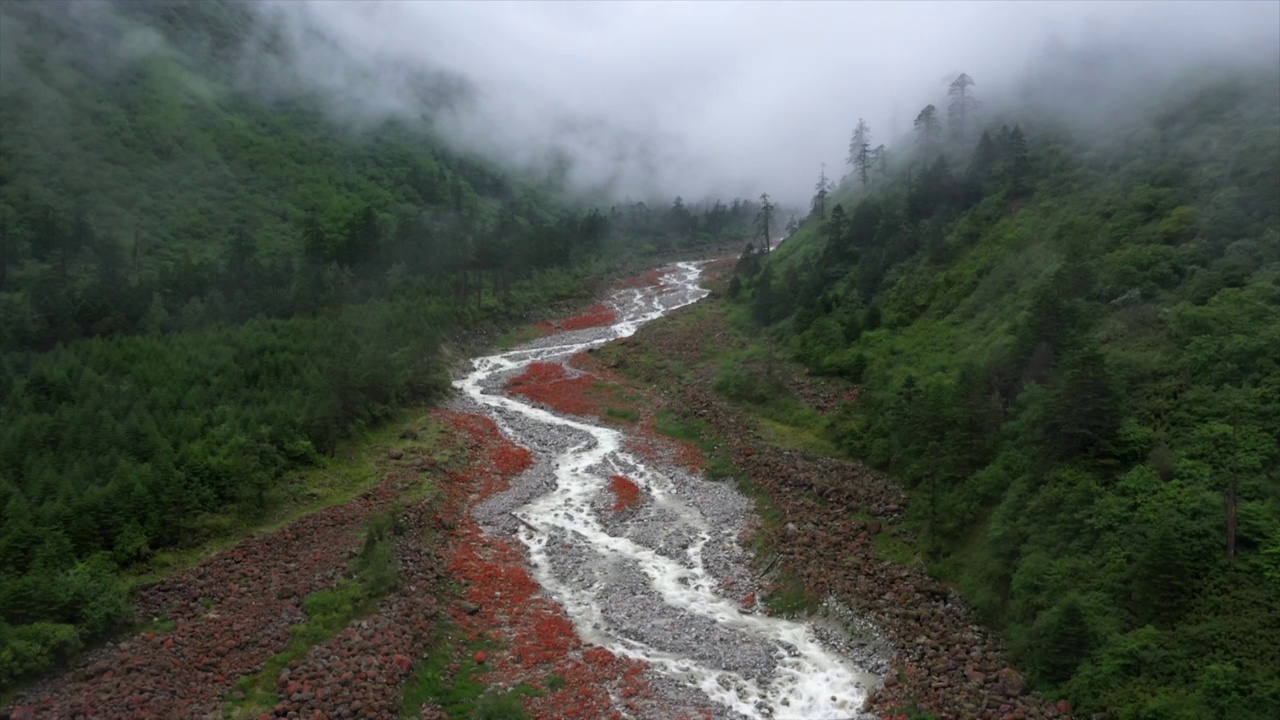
[453,261,881,720]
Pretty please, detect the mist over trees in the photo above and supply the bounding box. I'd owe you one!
[0,0,1277,706]
[947,73,978,139]
[0,0,764,687]
[847,119,873,189]
[727,58,1280,719]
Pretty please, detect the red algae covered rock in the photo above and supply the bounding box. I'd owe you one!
[507,362,597,416]
[559,303,618,331]
[616,268,666,290]
[607,475,641,512]
[431,408,666,720]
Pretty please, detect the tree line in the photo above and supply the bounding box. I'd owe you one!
[729,66,1280,718]
[0,0,762,687]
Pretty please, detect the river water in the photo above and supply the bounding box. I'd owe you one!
[454,261,878,719]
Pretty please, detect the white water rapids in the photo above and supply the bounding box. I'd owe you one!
[454,261,877,719]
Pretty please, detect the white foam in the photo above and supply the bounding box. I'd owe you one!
[454,261,872,719]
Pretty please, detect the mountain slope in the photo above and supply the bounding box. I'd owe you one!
[0,0,757,689]
[731,65,1280,718]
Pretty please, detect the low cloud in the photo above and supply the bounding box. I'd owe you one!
[252,1,1278,205]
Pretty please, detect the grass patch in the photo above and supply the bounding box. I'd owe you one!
[399,620,541,719]
[900,703,942,720]
[704,450,736,480]
[400,623,491,718]
[135,617,177,635]
[763,571,819,618]
[874,526,920,567]
[652,409,710,445]
[651,408,736,480]
[603,406,640,424]
[229,581,372,717]
[227,511,404,718]
[755,416,840,457]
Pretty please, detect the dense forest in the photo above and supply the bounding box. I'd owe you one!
[730,66,1280,718]
[0,1,762,687]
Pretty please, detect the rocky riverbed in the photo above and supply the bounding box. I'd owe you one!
[451,261,884,719]
[593,277,1080,720]
[4,258,1070,720]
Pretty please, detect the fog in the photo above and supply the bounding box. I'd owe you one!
[35,0,1276,208]
[246,0,1278,205]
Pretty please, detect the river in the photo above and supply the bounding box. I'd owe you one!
[454,261,878,719]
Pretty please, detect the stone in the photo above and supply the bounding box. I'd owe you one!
[997,667,1026,697]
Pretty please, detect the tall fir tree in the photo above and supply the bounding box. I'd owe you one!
[947,73,978,139]
[847,119,873,187]
[914,104,941,157]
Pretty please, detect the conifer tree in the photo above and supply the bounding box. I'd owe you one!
[947,73,978,138]
[812,165,833,218]
[757,192,775,252]
[847,119,873,187]
[914,104,941,157]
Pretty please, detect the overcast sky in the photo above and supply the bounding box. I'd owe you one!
[263,0,1280,206]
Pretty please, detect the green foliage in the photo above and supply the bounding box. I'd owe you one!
[400,623,539,720]
[355,511,402,599]
[0,0,760,685]
[474,691,532,720]
[729,65,1280,718]
[0,621,82,689]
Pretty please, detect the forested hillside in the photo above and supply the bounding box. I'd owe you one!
[0,1,758,687]
[730,66,1280,718]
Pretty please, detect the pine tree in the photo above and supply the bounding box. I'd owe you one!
[1034,594,1092,684]
[753,264,774,325]
[870,144,888,179]
[812,165,833,218]
[302,216,330,266]
[969,130,998,182]
[1007,124,1030,197]
[847,119,872,187]
[947,73,978,139]
[914,104,941,156]
[757,193,775,252]
[1050,344,1120,459]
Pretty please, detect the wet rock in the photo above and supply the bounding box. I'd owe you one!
[998,667,1026,696]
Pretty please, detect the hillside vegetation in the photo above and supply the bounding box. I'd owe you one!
[730,66,1280,718]
[0,1,757,687]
